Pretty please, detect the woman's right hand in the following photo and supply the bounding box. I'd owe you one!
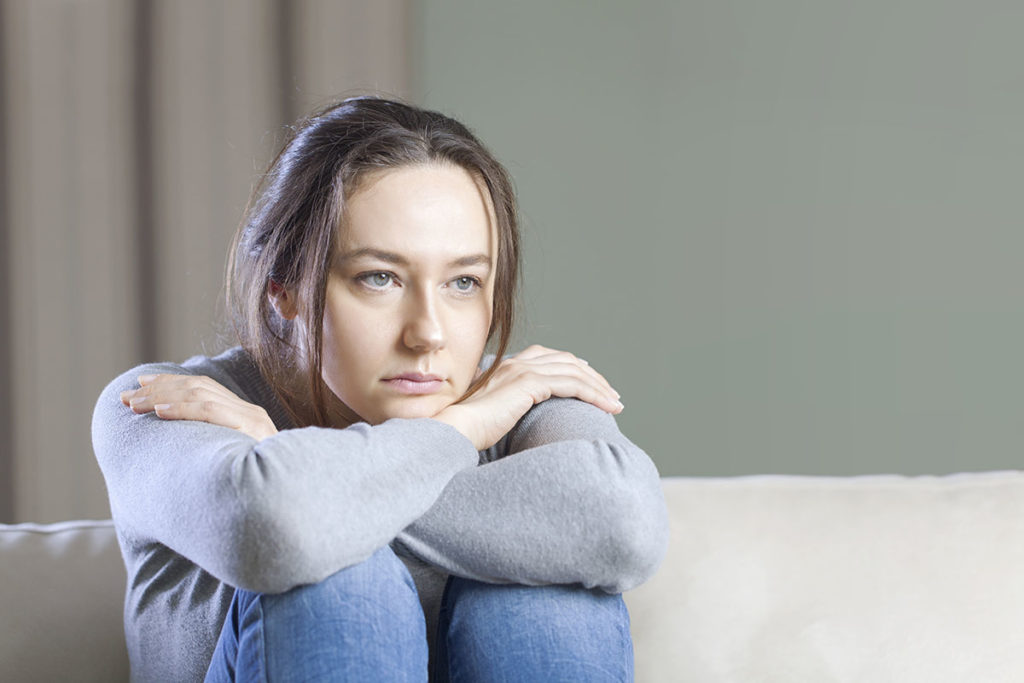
[432,345,623,451]
[119,373,279,441]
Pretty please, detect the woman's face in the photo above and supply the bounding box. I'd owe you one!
[320,163,498,425]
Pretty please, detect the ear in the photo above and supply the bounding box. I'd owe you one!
[268,280,299,320]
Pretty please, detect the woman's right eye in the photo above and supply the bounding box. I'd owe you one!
[358,272,394,289]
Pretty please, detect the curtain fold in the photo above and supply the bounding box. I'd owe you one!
[0,0,411,523]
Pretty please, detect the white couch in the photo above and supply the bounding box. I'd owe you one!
[3,473,1024,682]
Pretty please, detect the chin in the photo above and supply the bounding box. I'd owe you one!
[376,396,453,422]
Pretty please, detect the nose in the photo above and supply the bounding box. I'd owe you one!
[402,292,446,353]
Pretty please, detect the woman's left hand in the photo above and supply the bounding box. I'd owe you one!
[120,374,278,441]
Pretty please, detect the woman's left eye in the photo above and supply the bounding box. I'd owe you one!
[452,276,481,292]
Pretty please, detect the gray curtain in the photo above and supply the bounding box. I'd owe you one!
[0,0,411,523]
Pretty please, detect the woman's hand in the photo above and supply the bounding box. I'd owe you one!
[433,345,623,451]
[119,374,278,441]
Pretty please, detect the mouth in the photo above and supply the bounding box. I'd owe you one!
[382,373,446,395]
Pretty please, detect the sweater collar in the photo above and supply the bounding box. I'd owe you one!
[210,346,297,431]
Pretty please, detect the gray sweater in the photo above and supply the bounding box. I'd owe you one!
[91,346,669,682]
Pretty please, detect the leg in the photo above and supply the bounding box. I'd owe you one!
[206,545,428,682]
[433,578,634,683]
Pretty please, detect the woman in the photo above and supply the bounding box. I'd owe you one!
[93,96,668,682]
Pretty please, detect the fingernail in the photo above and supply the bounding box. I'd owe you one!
[154,404,171,412]
[614,400,624,411]
[120,390,133,402]
[137,374,156,384]
[130,396,146,406]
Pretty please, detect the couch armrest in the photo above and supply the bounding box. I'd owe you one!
[0,520,128,682]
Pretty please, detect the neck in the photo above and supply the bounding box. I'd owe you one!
[276,365,361,430]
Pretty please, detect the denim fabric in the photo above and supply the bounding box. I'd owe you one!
[432,576,634,683]
[205,545,633,682]
[205,545,427,682]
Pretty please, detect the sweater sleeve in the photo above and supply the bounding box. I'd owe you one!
[395,397,670,593]
[91,361,478,595]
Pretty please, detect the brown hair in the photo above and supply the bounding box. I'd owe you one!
[225,96,520,427]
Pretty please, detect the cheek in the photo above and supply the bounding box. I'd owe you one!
[321,298,383,379]
[452,300,493,377]
[458,298,493,343]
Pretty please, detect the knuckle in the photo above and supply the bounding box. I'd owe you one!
[511,365,531,381]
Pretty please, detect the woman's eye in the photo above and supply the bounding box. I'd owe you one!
[453,276,480,292]
[360,272,393,288]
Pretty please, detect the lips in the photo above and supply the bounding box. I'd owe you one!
[382,372,446,395]
[387,373,444,382]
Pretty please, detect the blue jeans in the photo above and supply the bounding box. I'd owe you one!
[205,545,633,682]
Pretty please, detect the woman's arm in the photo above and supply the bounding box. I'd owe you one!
[397,396,670,593]
[92,358,478,595]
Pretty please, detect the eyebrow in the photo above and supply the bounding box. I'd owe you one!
[337,247,492,270]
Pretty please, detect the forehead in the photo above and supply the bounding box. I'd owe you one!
[337,163,497,262]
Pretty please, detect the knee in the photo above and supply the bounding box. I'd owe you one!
[237,545,420,625]
[445,578,629,634]
[222,547,428,680]
[440,579,633,681]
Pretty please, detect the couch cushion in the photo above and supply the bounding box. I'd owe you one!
[624,472,1024,683]
[0,520,128,682]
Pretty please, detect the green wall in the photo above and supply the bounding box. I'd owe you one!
[413,1,1024,476]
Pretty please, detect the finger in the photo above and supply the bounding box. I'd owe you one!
[517,358,620,400]
[529,373,624,414]
[510,362,622,412]
[126,385,238,414]
[548,360,617,397]
[125,374,191,405]
[152,399,247,431]
[512,349,617,394]
[513,345,590,366]
[578,363,619,398]
[136,374,237,399]
[154,400,275,440]
[513,344,563,361]
[125,375,238,405]
[126,386,194,412]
